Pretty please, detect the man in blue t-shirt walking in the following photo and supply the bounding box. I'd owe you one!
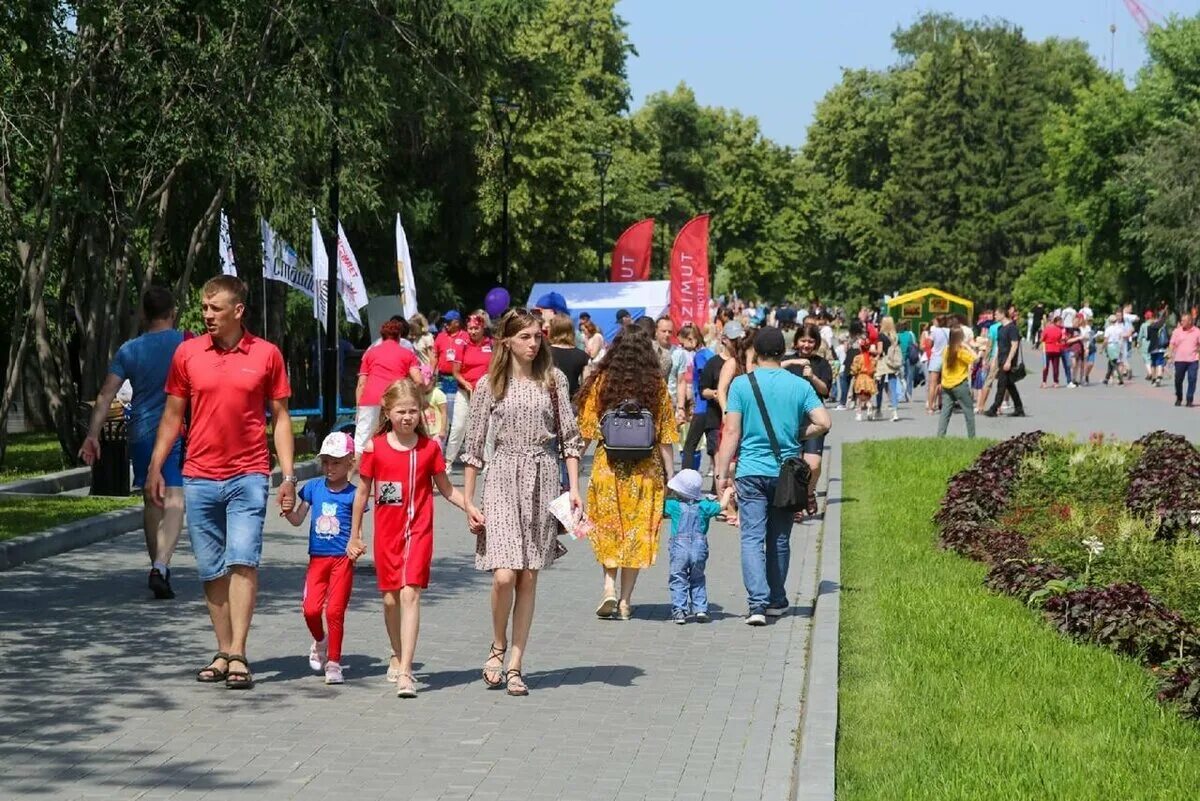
[715,327,832,625]
[81,287,186,599]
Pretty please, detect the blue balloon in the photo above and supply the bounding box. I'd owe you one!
[484,287,510,318]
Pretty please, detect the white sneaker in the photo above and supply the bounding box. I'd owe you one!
[694,611,710,623]
[855,411,862,422]
[765,604,790,617]
[1067,382,1078,388]
[745,613,767,626]
[835,404,846,411]
[324,660,344,685]
[308,640,326,672]
[891,409,899,422]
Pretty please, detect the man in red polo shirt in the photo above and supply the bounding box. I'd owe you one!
[146,276,295,690]
[434,310,469,449]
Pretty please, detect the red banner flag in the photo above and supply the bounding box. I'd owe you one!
[610,218,654,282]
[668,214,710,333]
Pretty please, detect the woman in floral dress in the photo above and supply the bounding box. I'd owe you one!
[576,327,678,620]
[462,309,582,696]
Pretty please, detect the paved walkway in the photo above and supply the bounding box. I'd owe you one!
[0,473,821,801]
[0,365,1193,801]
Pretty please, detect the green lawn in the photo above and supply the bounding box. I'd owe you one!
[0,495,139,542]
[0,432,74,483]
[838,439,1200,801]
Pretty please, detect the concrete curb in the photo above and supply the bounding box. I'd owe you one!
[0,466,91,496]
[0,459,322,571]
[761,447,833,799]
[794,444,841,801]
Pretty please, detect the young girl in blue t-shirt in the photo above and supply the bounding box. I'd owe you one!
[283,432,360,684]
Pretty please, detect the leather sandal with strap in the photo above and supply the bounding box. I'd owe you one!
[387,653,403,683]
[224,654,254,690]
[483,643,506,688]
[196,652,229,683]
[505,668,528,697]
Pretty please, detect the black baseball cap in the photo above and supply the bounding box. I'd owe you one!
[753,326,786,358]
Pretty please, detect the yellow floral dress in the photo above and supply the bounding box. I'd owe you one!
[578,379,679,568]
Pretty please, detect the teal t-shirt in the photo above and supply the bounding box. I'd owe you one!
[898,330,915,357]
[726,368,823,479]
[664,498,723,537]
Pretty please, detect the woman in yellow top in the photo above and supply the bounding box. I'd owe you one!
[576,327,679,620]
[937,327,978,438]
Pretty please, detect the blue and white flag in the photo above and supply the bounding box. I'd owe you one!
[312,212,329,330]
[219,210,237,276]
[261,218,314,298]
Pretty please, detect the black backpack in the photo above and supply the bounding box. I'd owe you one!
[599,400,656,461]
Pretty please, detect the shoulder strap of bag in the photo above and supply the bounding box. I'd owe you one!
[748,373,783,467]
[548,376,565,460]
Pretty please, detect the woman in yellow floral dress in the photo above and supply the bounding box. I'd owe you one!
[576,326,678,620]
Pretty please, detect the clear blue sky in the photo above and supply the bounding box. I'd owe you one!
[618,0,1199,147]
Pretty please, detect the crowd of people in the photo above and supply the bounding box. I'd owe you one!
[78,279,1198,697]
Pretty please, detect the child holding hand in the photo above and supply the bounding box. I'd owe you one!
[348,379,471,699]
[283,432,359,685]
[418,364,448,447]
[664,469,734,624]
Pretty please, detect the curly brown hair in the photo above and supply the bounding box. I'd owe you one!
[576,327,664,413]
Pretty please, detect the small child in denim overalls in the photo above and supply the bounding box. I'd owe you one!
[664,469,732,624]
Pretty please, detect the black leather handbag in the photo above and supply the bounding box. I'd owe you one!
[748,374,811,510]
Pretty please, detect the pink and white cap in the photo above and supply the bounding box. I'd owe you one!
[319,431,355,458]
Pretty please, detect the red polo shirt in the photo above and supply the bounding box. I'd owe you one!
[459,337,494,389]
[165,330,291,479]
[435,330,469,375]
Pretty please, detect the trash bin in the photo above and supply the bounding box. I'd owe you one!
[91,418,130,497]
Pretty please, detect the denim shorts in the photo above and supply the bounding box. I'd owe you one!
[131,438,183,489]
[1151,351,1166,367]
[184,473,269,581]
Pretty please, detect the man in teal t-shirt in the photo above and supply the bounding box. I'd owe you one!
[714,327,832,624]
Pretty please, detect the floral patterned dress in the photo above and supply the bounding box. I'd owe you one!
[462,369,582,571]
[578,379,679,569]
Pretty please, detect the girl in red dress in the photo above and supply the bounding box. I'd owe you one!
[348,379,476,698]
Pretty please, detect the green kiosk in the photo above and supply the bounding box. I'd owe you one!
[886,287,974,327]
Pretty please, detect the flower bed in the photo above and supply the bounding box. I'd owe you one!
[934,430,1200,719]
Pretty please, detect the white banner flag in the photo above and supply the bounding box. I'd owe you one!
[261,218,315,298]
[336,223,368,325]
[395,213,418,318]
[219,210,237,276]
[312,212,329,331]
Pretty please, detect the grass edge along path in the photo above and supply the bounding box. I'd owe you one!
[0,495,139,542]
[837,438,1200,801]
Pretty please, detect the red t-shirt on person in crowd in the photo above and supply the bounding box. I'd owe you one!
[459,337,494,390]
[1042,323,1064,354]
[358,339,419,407]
[435,330,469,375]
[359,433,444,590]
[165,331,291,480]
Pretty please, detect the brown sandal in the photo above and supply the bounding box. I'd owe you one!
[505,668,528,697]
[483,643,506,688]
[196,651,229,683]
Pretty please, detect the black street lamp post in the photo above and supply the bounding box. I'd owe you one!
[653,180,671,278]
[491,96,522,288]
[1075,222,1088,309]
[592,149,612,280]
[321,31,347,438]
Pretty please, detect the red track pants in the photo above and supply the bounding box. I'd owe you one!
[303,555,355,662]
